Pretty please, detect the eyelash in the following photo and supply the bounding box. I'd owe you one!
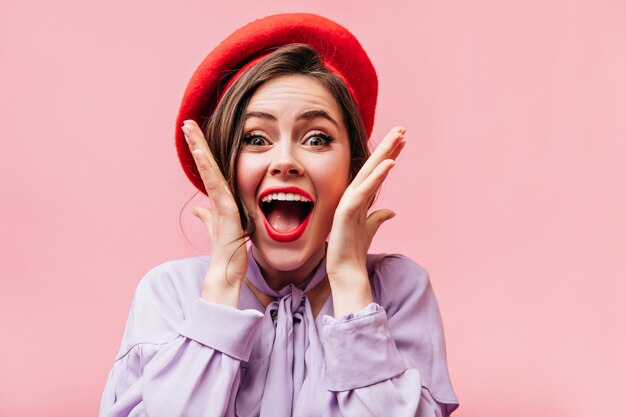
[242,133,268,147]
[241,132,335,147]
[303,132,334,147]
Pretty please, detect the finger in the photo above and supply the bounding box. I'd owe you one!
[354,128,403,183]
[182,120,224,180]
[387,136,407,161]
[192,206,213,228]
[377,127,406,161]
[352,159,395,205]
[182,121,235,210]
[365,209,396,248]
[190,147,236,213]
[339,159,395,217]
[351,127,406,186]
[182,119,212,155]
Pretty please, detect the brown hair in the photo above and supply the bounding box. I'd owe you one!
[203,43,370,238]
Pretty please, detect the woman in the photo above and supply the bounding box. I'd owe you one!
[100,13,458,417]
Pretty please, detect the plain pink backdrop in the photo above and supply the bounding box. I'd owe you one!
[1,1,624,416]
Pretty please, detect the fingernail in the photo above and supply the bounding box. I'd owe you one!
[181,126,191,143]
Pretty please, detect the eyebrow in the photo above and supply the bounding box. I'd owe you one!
[244,111,276,121]
[298,110,340,128]
[244,110,340,128]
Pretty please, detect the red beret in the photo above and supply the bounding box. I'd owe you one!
[175,13,378,194]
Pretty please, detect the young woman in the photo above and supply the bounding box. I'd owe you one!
[99,14,458,417]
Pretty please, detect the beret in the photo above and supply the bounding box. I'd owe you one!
[175,13,378,194]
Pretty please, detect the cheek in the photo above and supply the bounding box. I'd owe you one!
[235,154,267,205]
[310,162,350,209]
[314,151,350,200]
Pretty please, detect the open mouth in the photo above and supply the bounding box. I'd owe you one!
[259,187,314,242]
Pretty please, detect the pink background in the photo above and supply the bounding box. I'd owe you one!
[1,1,625,416]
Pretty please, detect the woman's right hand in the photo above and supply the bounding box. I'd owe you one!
[182,120,247,308]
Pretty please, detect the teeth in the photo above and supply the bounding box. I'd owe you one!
[261,192,311,203]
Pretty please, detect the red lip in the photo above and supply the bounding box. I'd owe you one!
[258,186,314,202]
[258,186,314,242]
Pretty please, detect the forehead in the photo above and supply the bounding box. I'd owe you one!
[246,74,342,117]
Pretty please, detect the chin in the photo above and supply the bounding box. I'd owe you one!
[250,214,330,278]
[260,250,311,272]
[252,234,325,271]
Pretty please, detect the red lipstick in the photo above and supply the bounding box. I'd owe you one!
[258,186,314,242]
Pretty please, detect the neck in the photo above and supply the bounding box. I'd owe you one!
[251,244,326,291]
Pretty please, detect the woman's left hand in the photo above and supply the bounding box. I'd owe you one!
[326,126,407,317]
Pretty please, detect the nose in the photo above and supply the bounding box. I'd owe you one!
[267,143,304,177]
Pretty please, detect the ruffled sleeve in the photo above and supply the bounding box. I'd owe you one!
[99,259,264,417]
[320,254,459,416]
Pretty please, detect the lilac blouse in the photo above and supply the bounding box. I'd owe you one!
[99,250,458,416]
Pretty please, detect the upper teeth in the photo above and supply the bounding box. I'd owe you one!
[261,192,311,203]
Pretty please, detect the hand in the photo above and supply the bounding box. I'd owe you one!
[182,120,247,307]
[326,126,407,316]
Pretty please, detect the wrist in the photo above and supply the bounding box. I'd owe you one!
[329,277,373,318]
[202,282,241,308]
[328,264,368,290]
[202,265,242,308]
